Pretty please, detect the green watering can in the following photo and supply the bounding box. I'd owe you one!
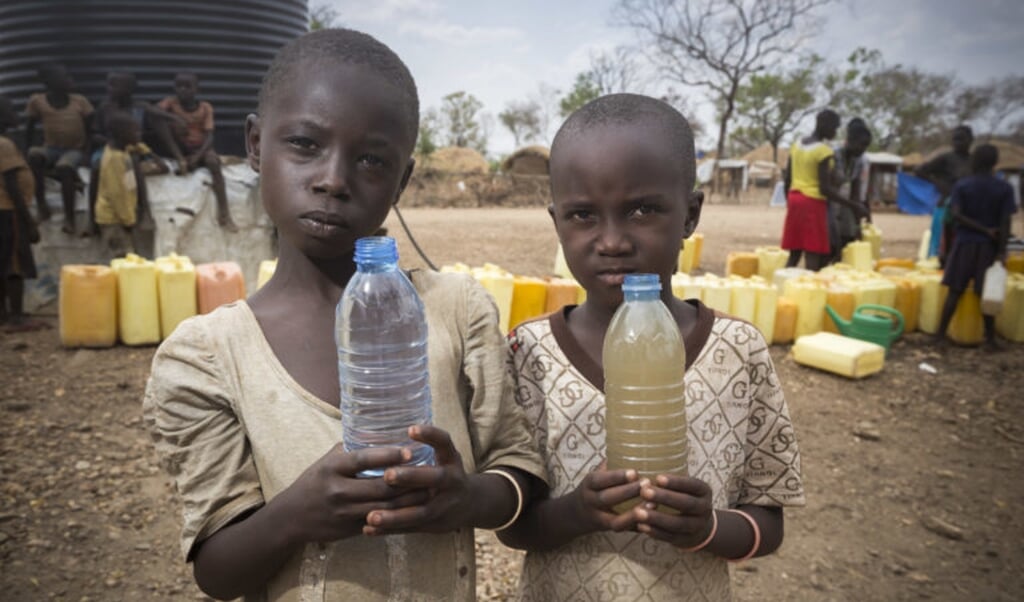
[825,304,904,355]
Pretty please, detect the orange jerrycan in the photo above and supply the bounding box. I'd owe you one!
[545,278,581,313]
[726,252,759,278]
[196,262,246,315]
[111,254,161,346]
[1007,253,1024,275]
[60,265,117,348]
[155,254,197,339]
[773,297,798,345]
[510,276,548,330]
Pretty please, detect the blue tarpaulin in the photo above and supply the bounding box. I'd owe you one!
[896,173,940,215]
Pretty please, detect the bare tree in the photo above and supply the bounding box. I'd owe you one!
[589,46,642,94]
[614,0,832,187]
[954,76,1024,139]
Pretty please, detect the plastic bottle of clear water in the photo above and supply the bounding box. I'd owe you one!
[603,273,687,512]
[336,236,434,477]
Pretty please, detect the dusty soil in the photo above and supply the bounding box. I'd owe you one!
[2,201,1022,601]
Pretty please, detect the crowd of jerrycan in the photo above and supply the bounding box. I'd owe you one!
[59,254,248,348]
[58,227,1024,373]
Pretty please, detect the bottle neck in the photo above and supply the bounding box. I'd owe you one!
[356,261,398,274]
[623,289,660,302]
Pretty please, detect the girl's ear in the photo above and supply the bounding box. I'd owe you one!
[245,114,261,173]
[682,189,705,238]
[394,158,416,206]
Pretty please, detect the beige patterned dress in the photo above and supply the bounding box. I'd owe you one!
[509,301,805,601]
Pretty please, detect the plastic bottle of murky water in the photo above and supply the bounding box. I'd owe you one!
[603,273,688,511]
[336,236,434,477]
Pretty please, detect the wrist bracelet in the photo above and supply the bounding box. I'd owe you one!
[483,469,523,531]
[726,509,761,562]
[679,509,718,553]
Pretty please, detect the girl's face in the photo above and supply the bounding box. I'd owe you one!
[246,60,415,261]
[549,124,702,312]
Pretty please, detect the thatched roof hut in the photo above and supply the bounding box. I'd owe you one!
[501,145,550,175]
[740,142,789,167]
[419,146,489,174]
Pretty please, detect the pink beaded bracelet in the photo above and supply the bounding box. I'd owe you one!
[679,510,718,553]
[726,509,761,563]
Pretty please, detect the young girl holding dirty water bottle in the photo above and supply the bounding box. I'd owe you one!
[143,29,545,602]
[500,94,805,601]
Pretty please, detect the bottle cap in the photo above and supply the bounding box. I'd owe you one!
[622,273,661,293]
[354,236,399,266]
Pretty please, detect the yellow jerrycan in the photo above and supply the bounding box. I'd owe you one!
[111,253,161,346]
[756,246,789,281]
[841,241,873,272]
[727,276,757,323]
[678,232,703,274]
[823,284,855,334]
[155,254,197,339]
[545,278,582,313]
[947,288,984,346]
[996,273,1024,342]
[726,252,759,278]
[471,263,514,333]
[908,270,943,334]
[59,265,117,348]
[861,222,882,260]
[792,332,886,379]
[510,276,548,330]
[784,277,827,338]
[257,259,277,289]
[751,279,778,344]
[773,297,799,345]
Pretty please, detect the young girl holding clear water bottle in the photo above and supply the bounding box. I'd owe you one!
[143,29,545,602]
[501,94,805,601]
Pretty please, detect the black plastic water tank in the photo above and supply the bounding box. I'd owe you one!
[0,0,308,156]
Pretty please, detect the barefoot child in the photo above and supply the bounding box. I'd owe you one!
[157,72,238,231]
[143,29,544,601]
[500,94,805,601]
[0,97,43,331]
[935,144,1016,349]
[24,63,94,231]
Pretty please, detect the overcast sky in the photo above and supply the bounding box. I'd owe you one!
[329,0,1024,156]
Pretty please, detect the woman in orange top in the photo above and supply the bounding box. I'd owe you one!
[782,110,867,271]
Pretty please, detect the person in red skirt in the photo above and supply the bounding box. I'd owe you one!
[782,110,868,271]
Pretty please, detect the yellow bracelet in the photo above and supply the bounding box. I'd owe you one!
[483,469,524,531]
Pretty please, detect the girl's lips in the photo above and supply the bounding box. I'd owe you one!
[297,216,345,238]
[596,272,631,286]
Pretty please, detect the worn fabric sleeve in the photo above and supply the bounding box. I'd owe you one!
[737,329,805,507]
[460,278,547,483]
[142,316,264,561]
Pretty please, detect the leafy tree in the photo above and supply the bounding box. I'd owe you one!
[559,72,601,117]
[824,48,954,154]
[416,110,440,158]
[498,100,543,147]
[953,76,1024,139]
[614,0,833,177]
[308,3,340,31]
[732,55,822,163]
[437,91,488,152]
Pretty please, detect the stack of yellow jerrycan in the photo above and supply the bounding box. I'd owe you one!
[725,252,758,278]
[59,265,118,348]
[996,273,1024,342]
[699,275,732,314]
[792,332,886,379]
[196,261,246,315]
[155,253,197,339]
[772,267,812,293]
[727,276,757,322]
[750,277,778,344]
[671,273,702,301]
[907,270,943,334]
[509,276,548,330]
[756,247,788,281]
[862,222,882,260]
[257,259,278,289]
[111,253,161,346]
[773,297,799,344]
[678,232,703,274]
[886,277,922,333]
[783,277,827,338]
[948,289,984,345]
[841,241,873,272]
[876,258,916,272]
[470,263,514,332]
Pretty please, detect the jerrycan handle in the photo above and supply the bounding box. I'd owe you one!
[855,304,904,338]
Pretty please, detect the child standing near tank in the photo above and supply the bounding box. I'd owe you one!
[935,144,1017,349]
[499,94,805,601]
[157,72,237,231]
[143,29,545,602]
[24,63,94,232]
[0,97,44,332]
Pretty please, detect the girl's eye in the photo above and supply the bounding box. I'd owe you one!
[286,136,317,151]
[629,203,658,218]
[358,154,385,168]
[567,209,594,222]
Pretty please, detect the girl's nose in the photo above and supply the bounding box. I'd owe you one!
[595,220,632,256]
[312,152,350,198]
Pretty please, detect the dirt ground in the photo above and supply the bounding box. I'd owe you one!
[1,201,1022,601]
